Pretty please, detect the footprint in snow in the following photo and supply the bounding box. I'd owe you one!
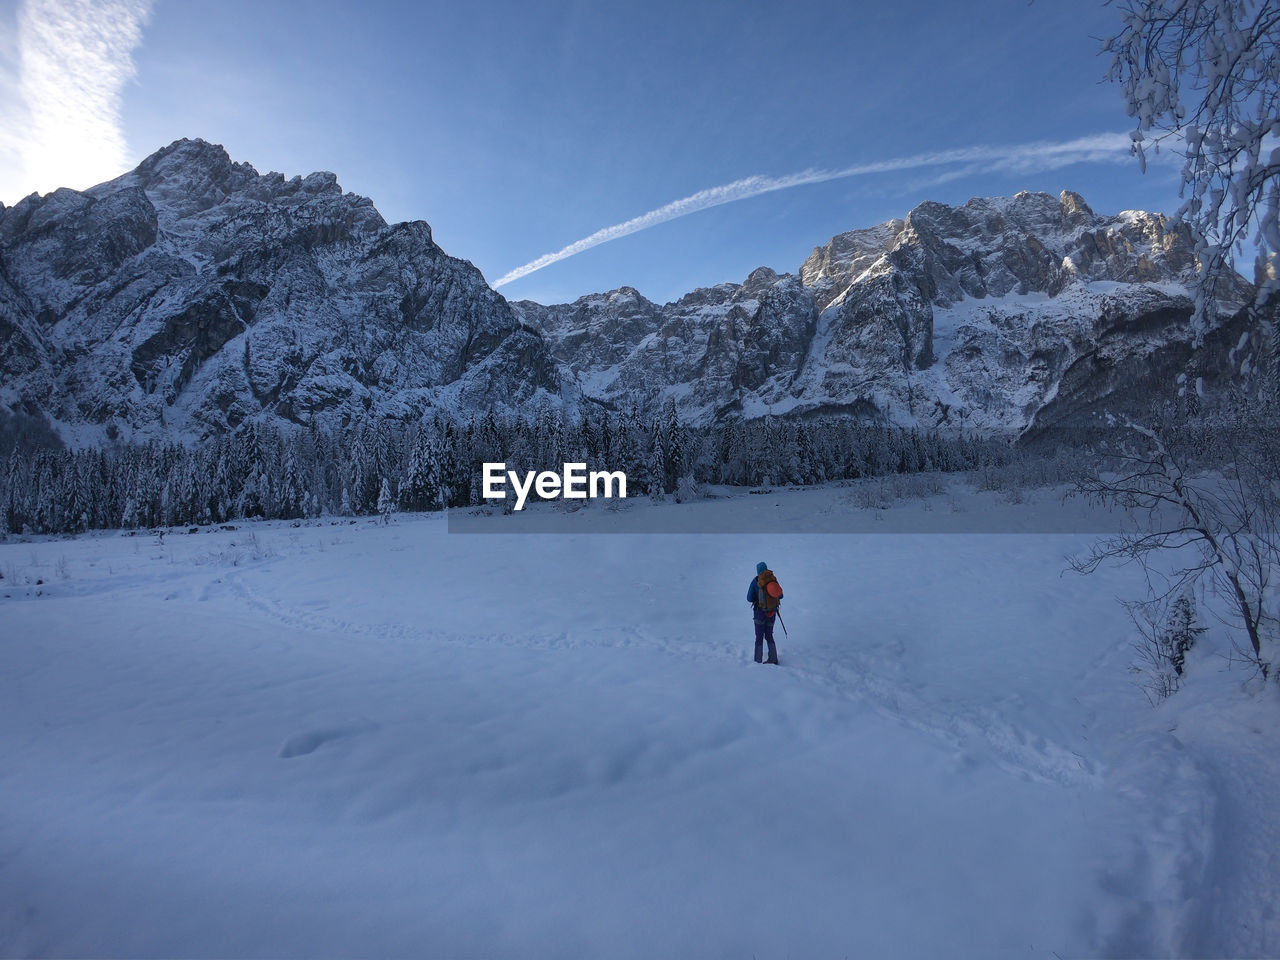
[278,719,380,758]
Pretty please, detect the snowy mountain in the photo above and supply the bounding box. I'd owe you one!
[0,139,1267,446]
[0,139,562,444]
[516,190,1264,434]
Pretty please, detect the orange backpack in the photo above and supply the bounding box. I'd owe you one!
[756,571,783,616]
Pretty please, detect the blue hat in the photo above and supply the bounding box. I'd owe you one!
[756,561,768,575]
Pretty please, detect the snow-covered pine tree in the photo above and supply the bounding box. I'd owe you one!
[121,496,139,530]
[596,409,614,465]
[774,421,802,485]
[159,479,174,527]
[648,418,667,501]
[371,419,396,506]
[400,437,425,512]
[479,409,502,464]
[377,477,394,523]
[610,408,645,494]
[281,446,306,520]
[794,421,818,484]
[715,419,736,485]
[236,424,270,519]
[348,422,380,514]
[662,399,683,494]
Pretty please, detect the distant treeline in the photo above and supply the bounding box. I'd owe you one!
[2,404,1023,535]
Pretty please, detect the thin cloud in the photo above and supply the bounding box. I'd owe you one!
[492,132,1138,288]
[0,0,154,204]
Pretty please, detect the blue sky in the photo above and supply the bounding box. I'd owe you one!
[0,0,1186,304]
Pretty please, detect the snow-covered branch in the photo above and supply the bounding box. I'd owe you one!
[1105,0,1280,331]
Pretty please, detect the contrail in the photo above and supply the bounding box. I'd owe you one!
[0,0,154,203]
[492,132,1136,288]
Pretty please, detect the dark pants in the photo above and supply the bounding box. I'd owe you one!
[754,614,778,663]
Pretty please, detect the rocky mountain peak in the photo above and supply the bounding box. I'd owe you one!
[742,266,783,296]
[1058,189,1095,227]
[1,140,1265,448]
[528,188,1261,429]
[133,137,238,179]
[607,286,648,304]
[0,140,559,442]
[82,139,384,237]
[799,219,903,303]
[88,138,253,218]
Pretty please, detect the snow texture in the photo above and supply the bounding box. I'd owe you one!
[2,486,1277,958]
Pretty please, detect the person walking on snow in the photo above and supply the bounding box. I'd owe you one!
[748,561,783,664]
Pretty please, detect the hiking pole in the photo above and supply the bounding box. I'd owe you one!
[776,612,789,640]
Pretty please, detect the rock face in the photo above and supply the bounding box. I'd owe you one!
[0,139,561,443]
[515,267,819,419]
[0,139,1265,446]
[518,189,1261,432]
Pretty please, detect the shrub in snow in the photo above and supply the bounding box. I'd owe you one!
[890,472,947,500]
[1128,591,1207,703]
[848,480,892,511]
[675,473,703,504]
[1163,592,1206,678]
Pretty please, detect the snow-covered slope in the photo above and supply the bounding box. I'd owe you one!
[2,489,1277,956]
[517,190,1263,431]
[0,139,562,444]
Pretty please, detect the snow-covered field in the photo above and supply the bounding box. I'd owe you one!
[2,487,1277,958]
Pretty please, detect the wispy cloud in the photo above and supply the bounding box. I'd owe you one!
[493,132,1137,288]
[0,0,154,204]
